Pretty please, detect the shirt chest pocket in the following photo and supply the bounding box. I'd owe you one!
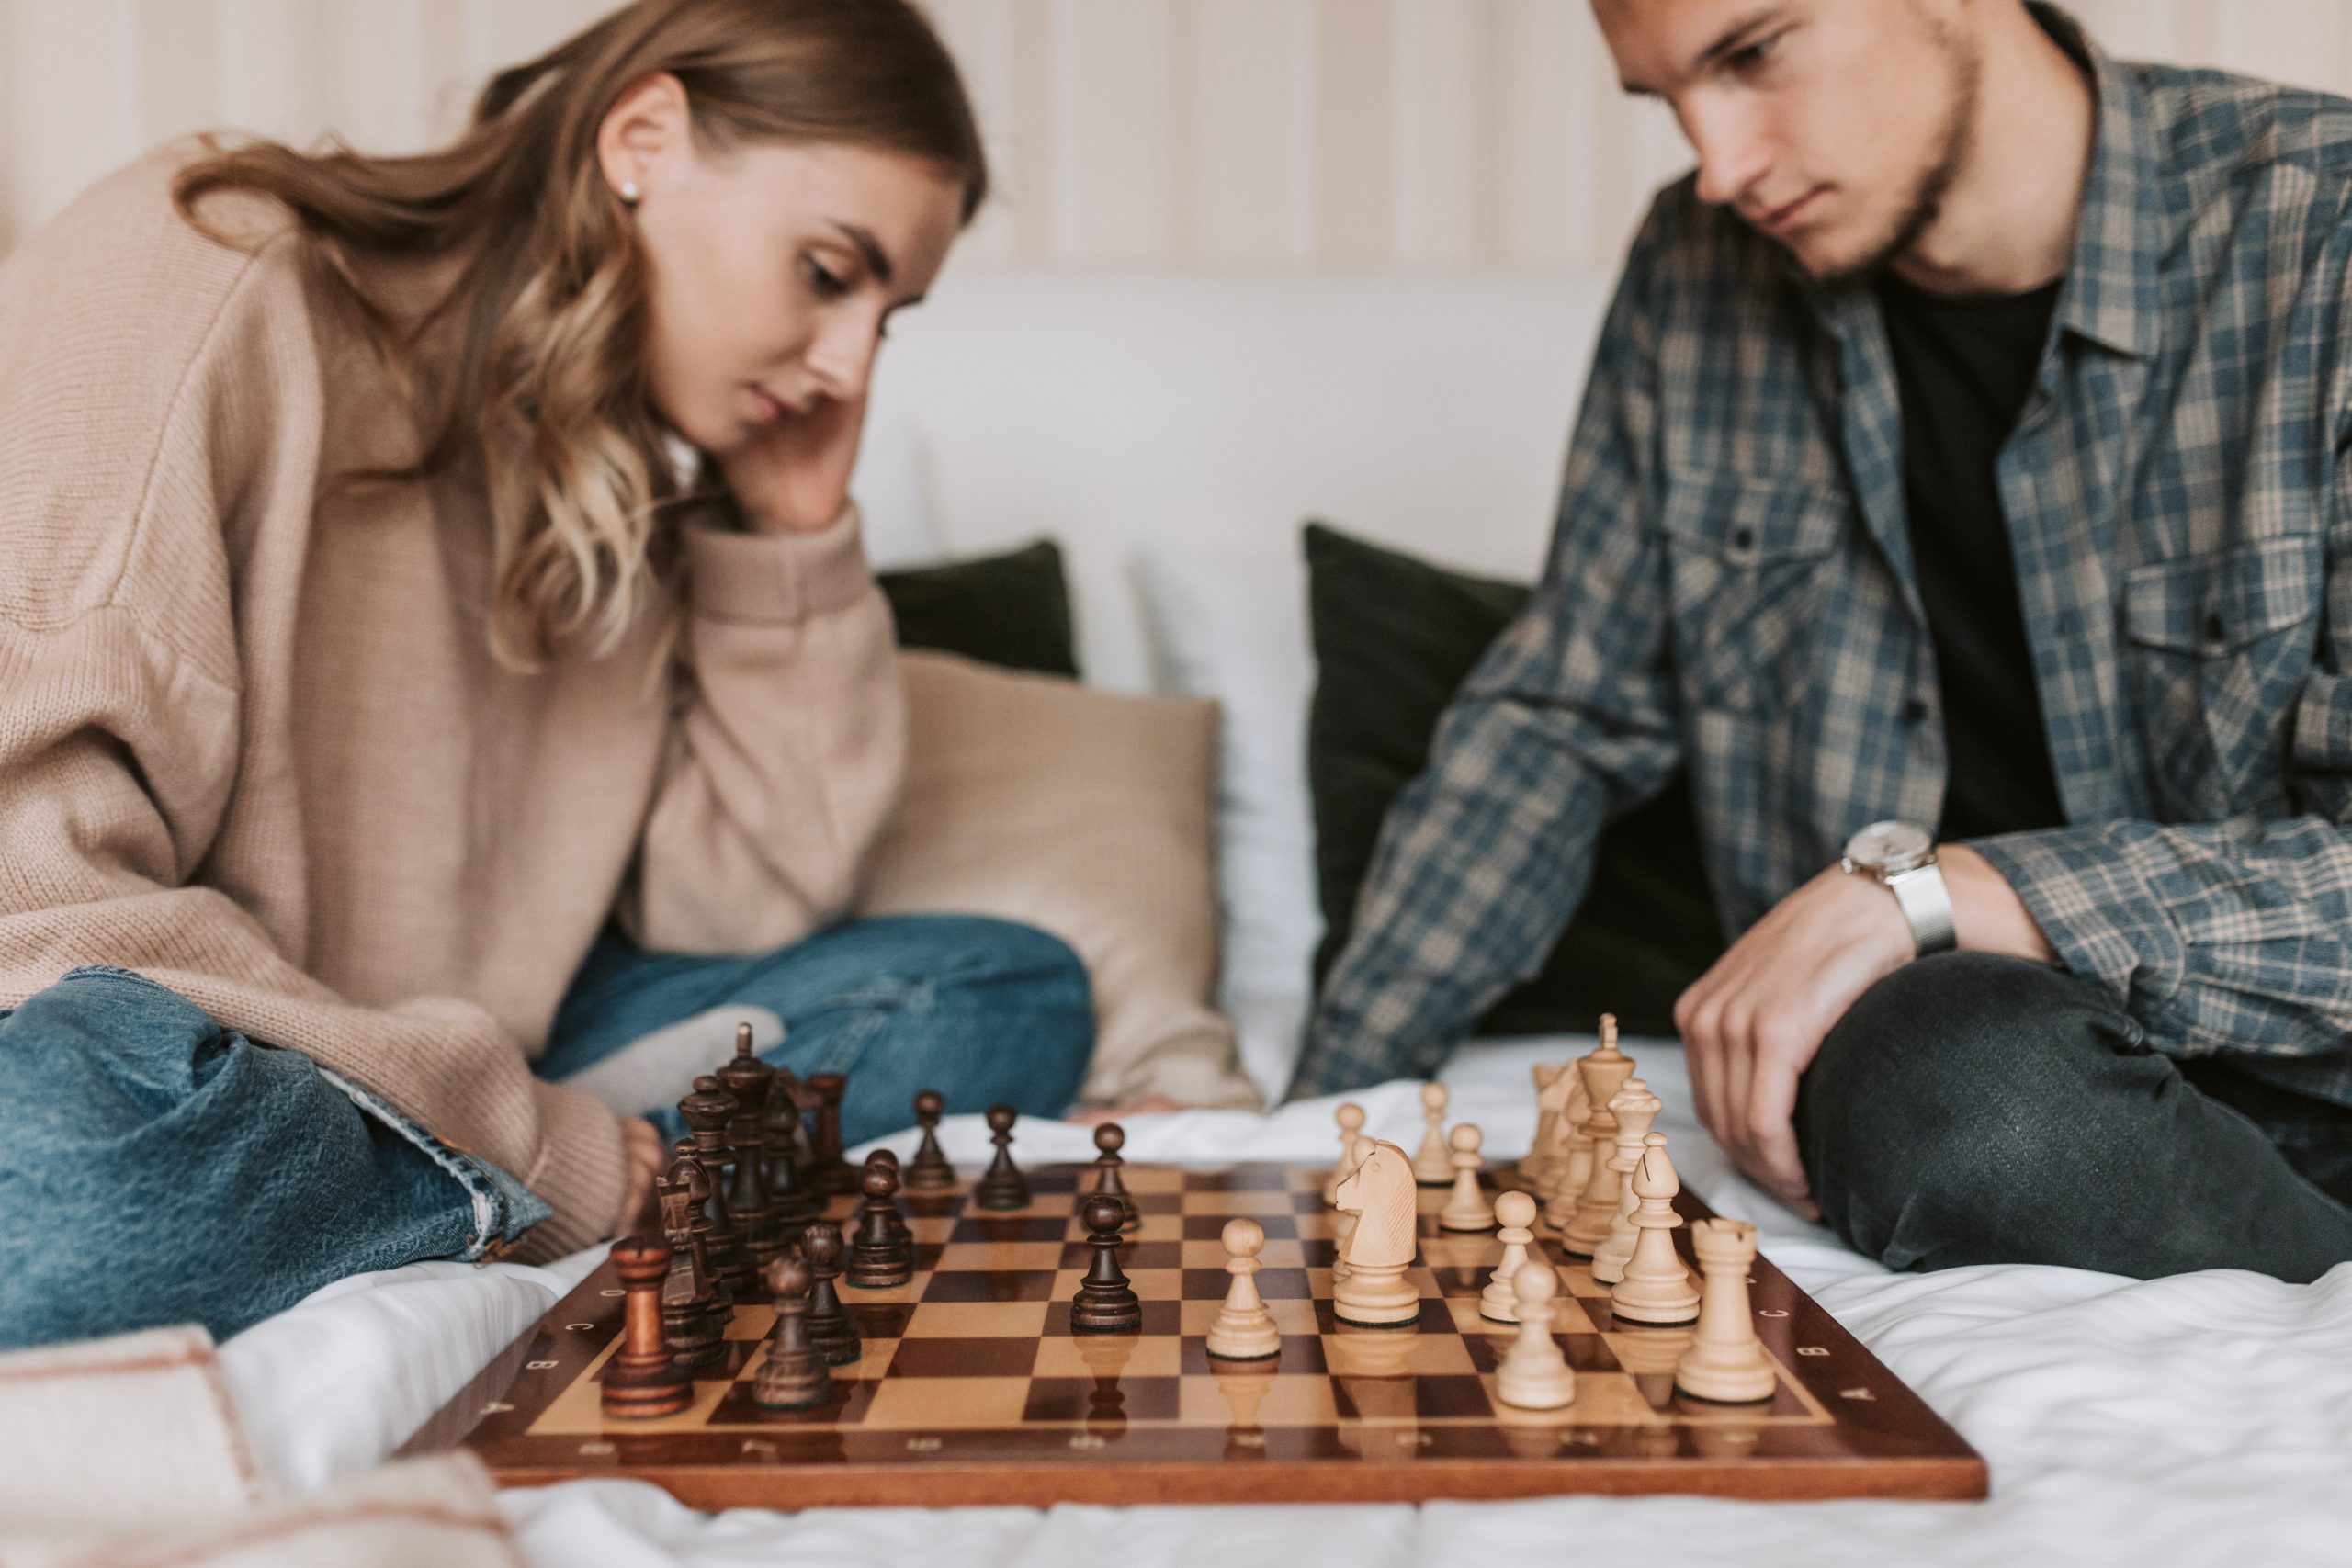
[2120,535,2322,818]
[1658,475,1848,715]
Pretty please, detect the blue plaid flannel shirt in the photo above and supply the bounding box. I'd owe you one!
[1293,7,2352,1112]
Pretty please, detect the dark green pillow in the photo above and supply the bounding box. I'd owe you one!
[876,540,1079,678]
[1304,522,1723,1038]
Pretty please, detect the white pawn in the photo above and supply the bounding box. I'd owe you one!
[1323,1101,1368,1206]
[1437,1123,1495,1232]
[1410,1082,1453,1185]
[1676,1219,1776,1404]
[1494,1259,1576,1410]
[1481,1190,1539,1323]
[1205,1217,1283,1360]
[1610,1143,1700,1325]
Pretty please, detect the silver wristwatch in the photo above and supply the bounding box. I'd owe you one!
[1840,820,1957,956]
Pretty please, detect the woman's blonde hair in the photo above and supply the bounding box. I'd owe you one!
[174,0,987,671]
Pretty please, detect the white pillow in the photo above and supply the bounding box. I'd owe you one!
[848,413,944,570]
[1132,537,1321,1102]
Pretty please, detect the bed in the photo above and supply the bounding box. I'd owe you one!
[214,1033,2352,1567]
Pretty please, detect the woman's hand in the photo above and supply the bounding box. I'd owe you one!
[716,391,868,535]
[609,1115,671,1238]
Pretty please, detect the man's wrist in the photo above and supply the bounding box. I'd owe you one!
[1939,843,2059,963]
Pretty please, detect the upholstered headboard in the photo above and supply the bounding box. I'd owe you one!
[854,268,1621,691]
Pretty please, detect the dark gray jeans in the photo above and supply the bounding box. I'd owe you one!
[1796,952,2352,1283]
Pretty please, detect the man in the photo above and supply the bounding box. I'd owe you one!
[1290,0,2352,1283]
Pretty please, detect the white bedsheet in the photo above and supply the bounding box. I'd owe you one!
[216,1037,2352,1567]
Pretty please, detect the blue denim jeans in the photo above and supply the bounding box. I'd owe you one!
[540,914,1095,1148]
[0,917,1092,1352]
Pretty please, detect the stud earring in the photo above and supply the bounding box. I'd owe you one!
[618,179,641,207]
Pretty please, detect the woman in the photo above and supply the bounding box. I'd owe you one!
[0,0,1093,1352]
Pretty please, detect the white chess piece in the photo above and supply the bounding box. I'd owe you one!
[1675,1219,1777,1403]
[1437,1122,1495,1232]
[1323,1101,1368,1206]
[1540,1076,1592,1234]
[1205,1217,1283,1360]
[1481,1190,1538,1323]
[1610,1143,1700,1325]
[1519,1064,1568,1188]
[1589,1082,1663,1285]
[1494,1259,1576,1410]
[1560,1016,1635,1255]
[1410,1082,1453,1185]
[1332,1141,1420,1326]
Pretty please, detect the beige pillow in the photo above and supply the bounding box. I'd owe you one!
[854,651,1261,1111]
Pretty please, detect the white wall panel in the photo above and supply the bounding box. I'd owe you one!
[7,1,2352,264]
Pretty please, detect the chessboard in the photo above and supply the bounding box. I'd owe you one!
[419,1161,1987,1507]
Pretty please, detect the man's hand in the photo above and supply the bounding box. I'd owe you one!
[1673,844,2056,1218]
[1674,864,1911,1217]
[609,1115,670,1239]
[716,392,868,535]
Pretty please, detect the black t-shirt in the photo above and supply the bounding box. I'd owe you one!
[1876,272,2070,841]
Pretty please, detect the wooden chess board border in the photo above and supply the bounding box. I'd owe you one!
[411,1163,1987,1506]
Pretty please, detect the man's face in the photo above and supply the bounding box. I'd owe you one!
[1592,0,1982,284]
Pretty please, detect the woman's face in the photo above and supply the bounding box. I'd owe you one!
[599,75,966,463]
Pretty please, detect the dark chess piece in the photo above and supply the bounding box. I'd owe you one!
[865,1148,911,1247]
[763,1065,817,1183]
[665,1141,732,1314]
[1086,1122,1142,1232]
[602,1238,693,1418]
[800,1221,862,1366]
[973,1103,1030,1212]
[905,1089,956,1192]
[763,1119,820,1248]
[655,1158,726,1370]
[844,1154,914,1289]
[805,1072,857,1197]
[751,1255,833,1411]
[714,1023,783,1269]
[678,1077,755,1296]
[1069,1194,1143,1334]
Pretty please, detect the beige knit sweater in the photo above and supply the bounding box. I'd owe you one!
[0,149,906,1259]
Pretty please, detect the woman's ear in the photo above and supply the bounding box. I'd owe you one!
[596,72,692,206]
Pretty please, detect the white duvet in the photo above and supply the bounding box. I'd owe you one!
[215,1037,2352,1568]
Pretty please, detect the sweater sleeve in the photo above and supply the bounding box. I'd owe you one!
[616,503,908,954]
[0,175,623,1260]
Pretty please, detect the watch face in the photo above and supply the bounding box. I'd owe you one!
[1847,819,1932,871]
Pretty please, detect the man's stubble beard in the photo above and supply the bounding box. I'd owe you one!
[1808,25,1984,288]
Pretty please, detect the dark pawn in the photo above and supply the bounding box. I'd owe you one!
[655,1159,725,1370]
[678,1077,755,1296]
[905,1089,956,1192]
[1069,1194,1142,1334]
[844,1154,913,1289]
[603,1238,693,1418]
[974,1103,1030,1212]
[764,1066,817,1183]
[763,1122,820,1248]
[751,1256,832,1411]
[866,1149,913,1249]
[1086,1122,1142,1232]
[806,1073,858,1197]
[800,1222,862,1366]
[665,1140,732,1314]
[715,1023,783,1269]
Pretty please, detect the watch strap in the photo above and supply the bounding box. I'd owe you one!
[1884,862,1957,955]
